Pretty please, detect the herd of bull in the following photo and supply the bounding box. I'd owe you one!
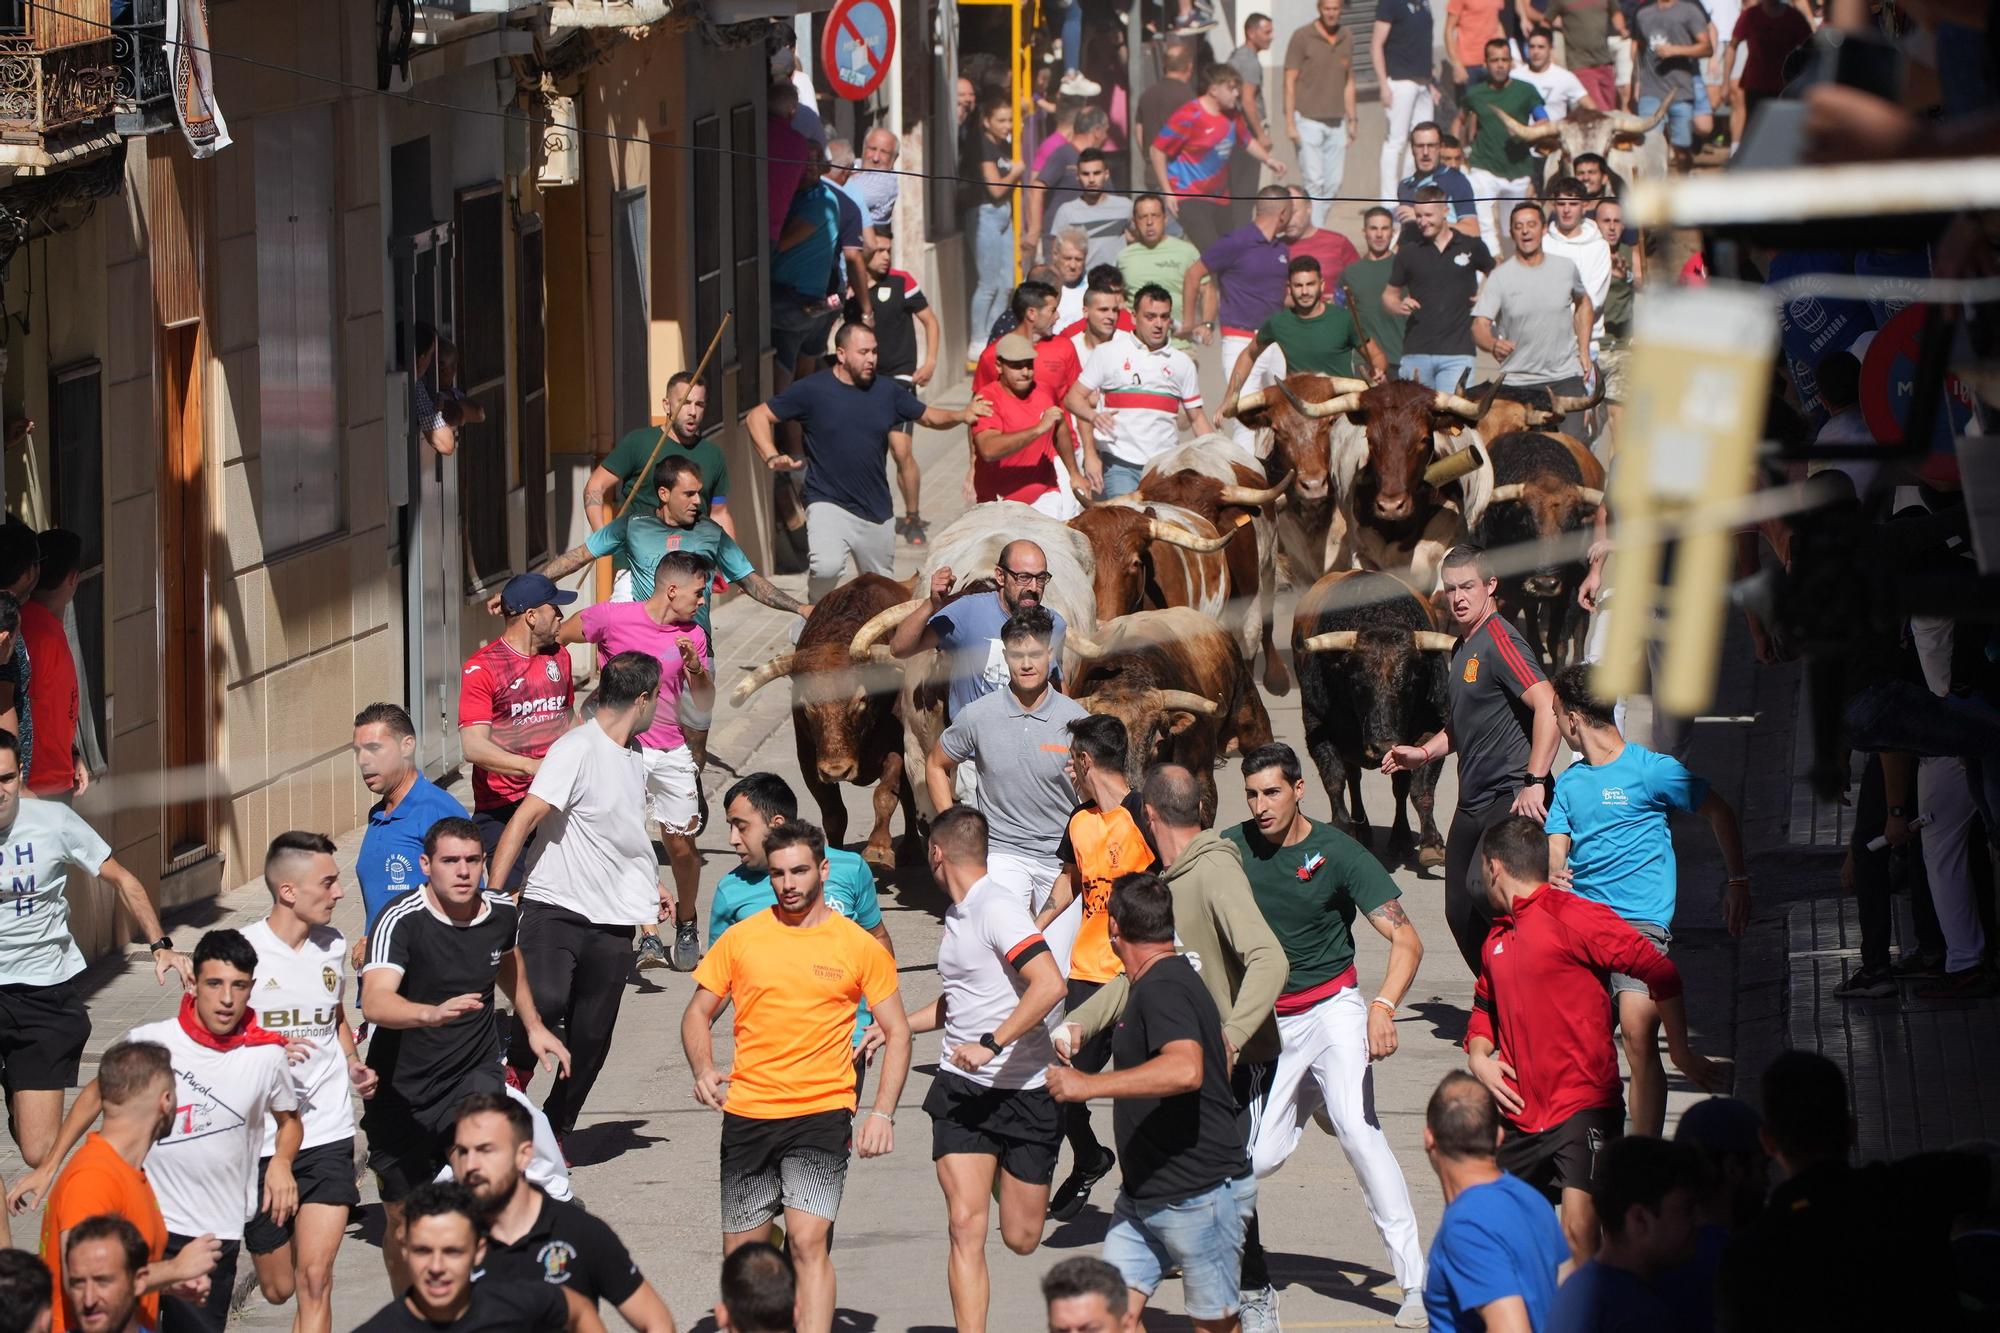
[729,370,1606,872]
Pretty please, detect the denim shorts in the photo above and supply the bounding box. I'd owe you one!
[1100,455,1147,498]
[1609,920,1671,996]
[1102,1174,1258,1319]
[1638,85,1710,150]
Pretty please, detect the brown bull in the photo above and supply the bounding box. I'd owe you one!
[1472,430,1607,671]
[1066,501,1243,625]
[1228,373,1361,582]
[729,573,918,869]
[1063,608,1274,826]
[1464,377,1603,440]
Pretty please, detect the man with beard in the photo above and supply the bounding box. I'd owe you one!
[62,1216,157,1333]
[448,1094,674,1332]
[354,1183,583,1333]
[24,1042,219,1333]
[889,540,1069,725]
[748,322,987,592]
[583,374,737,590]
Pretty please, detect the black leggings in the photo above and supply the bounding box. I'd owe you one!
[162,1235,241,1333]
[507,900,637,1136]
[1445,800,1517,975]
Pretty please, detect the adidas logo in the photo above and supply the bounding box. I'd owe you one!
[264,977,280,988]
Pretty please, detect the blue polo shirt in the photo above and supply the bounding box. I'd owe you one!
[357,774,470,933]
[1545,742,1709,929]
[1200,223,1291,335]
[1397,165,1478,226]
[1425,1172,1567,1331]
[710,848,885,1044]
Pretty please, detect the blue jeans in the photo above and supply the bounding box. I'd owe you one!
[1099,455,1146,498]
[1292,113,1349,228]
[1056,0,1082,72]
[965,201,1014,357]
[1637,84,1710,151]
[1401,354,1476,391]
[1103,1174,1258,1320]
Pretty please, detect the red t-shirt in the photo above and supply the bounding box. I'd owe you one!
[457,639,575,809]
[1290,228,1362,295]
[971,382,1064,503]
[975,333,1082,404]
[18,600,77,796]
[1731,3,1813,94]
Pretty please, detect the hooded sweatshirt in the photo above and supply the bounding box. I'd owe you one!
[1541,216,1612,340]
[1070,828,1286,1064]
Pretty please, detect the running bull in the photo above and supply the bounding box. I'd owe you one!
[1486,98,1677,186]
[1472,429,1606,671]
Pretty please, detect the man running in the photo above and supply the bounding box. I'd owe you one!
[969,334,1085,517]
[681,822,912,1333]
[244,833,375,1333]
[1224,744,1428,1328]
[1471,204,1595,436]
[353,703,470,959]
[1035,715,1154,1223]
[1151,64,1286,252]
[449,1094,675,1332]
[1064,285,1211,498]
[715,1244,795,1333]
[353,1183,576,1333]
[911,808,1065,1333]
[361,818,570,1294]
[747,323,987,595]
[583,373,736,581]
[0,727,189,1171]
[1458,39,1545,257]
[889,540,1068,729]
[458,575,576,894]
[1340,208,1408,381]
[928,607,1089,914]
[1545,665,1748,1137]
[486,653,670,1137]
[1467,816,1724,1262]
[553,556,712,971]
[1382,188,1494,391]
[1383,543,1559,973]
[1221,255,1385,423]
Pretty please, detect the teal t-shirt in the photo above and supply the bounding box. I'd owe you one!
[1545,742,1709,929]
[1223,820,1399,991]
[584,514,755,637]
[1463,78,1545,180]
[710,847,886,1043]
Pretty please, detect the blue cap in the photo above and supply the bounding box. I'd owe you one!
[500,572,579,615]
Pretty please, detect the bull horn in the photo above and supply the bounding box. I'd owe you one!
[730,653,797,705]
[1148,517,1240,553]
[1493,105,1560,143]
[1300,630,1359,652]
[1424,447,1484,487]
[1216,470,1295,506]
[1546,376,1606,416]
[1276,379,1361,419]
[1488,483,1527,503]
[1063,630,1106,660]
[1432,389,1483,419]
[1224,388,1270,420]
[1613,94,1674,136]
[848,597,927,657]
[1156,689,1220,716]
[1413,631,1460,652]
[1315,374,1373,396]
[1576,486,1606,507]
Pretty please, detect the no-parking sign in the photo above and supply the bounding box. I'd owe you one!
[821,0,896,101]
[1859,304,1979,473]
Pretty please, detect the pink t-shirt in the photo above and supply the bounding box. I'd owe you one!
[579,602,708,751]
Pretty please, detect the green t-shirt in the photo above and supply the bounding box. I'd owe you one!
[1342,256,1406,366]
[1119,236,1205,345]
[1257,304,1364,378]
[1603,241,1635,338]
[603,426,731,507]
[584,513,755,637]
[1222,820,1399,991]
[1462,78,1545,180]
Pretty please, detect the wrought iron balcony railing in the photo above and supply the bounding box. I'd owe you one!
[111,0,170,115]
[0,0,117,146]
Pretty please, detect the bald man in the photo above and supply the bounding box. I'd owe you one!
[888,539,1070,724]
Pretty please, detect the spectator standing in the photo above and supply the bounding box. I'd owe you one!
[1050,151,1135,270]
[818,144,873,323]
[0,525,39,784]
[1280,183,1361,291]
[1183,186,1294,456]
[1028,109,1111,263]
[1136,43,1198,175]
[1382,188,1495,390]
[1545,1137,1702,1332]
[1630,0,1714,172]
[966,99,1027,365]
[1471,203,1596,434]
[1542,0,1624,107]
[1283,0,1359,228]
[1724,0,1813,121]
[1152,66,1285,252]
[889,540,1069,725]
[771,156,845,381]
[351,703,470,949]
[1342,208,1409,379]
[1374,0,1440,193]
[970,335,1085,517]
[1458,40,1545,256]
[582,373,735,563]
[1050,229,1092,327]
[1590,197,1639,412]
[1396,122,1481,237]
[1520,26,1594,119]
[1444,0,1508,101]
[1063,285,1211,496]
[849,127,902,231]
[1228,14,1278,229]
[21,530,83,801]
[1117,196,1203,342]
[848,231,938,393]
[1421,1072,1568,1332]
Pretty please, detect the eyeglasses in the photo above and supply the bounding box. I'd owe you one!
[1001,569,1053,586]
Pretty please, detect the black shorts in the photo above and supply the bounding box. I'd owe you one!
[1498,1104,1624,1202]
[0,980,91,1093]
[1066,979,1114,1075]
[720,1110,852,1232]
[363,1071,499,1204]
[924,1073,1063,1186]
[473,803,526,893]
[244,1138,362,1254]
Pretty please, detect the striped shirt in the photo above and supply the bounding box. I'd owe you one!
[1077,340,1203,467]
[1448,612,1547,810]
[1154,98,1249,200]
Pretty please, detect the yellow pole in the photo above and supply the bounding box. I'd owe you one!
[1012,0,1026,283]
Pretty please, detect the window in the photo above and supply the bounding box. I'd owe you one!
[730,101,762,410]
[923,0,960,241]
[254,104,342,553]
[612,188,649,441]
[517,217,549,566]
[456,184,509,590]
[48,361,106,753]
[692,115,724,430]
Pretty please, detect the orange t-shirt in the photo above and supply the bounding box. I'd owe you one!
[40,1134,167,1333]
[1057,792,1158,985]
[1447,0,1507,69]
[692,909,900,1119]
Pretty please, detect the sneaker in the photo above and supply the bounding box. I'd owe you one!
[1238,1284,1280,1333]
[896,514,930,546]
[1833,965,1896,999]
[1059,70,1102,98]
[1395,1290,1430,1327]
[672,920,703,971]
[1048,1146,1115,1221]
[636,933,671,971]
[1916,966,1999,1000]
[1890,951,1945,980]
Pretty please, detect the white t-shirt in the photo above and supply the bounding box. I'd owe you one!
[0,799,113,985]
[1521,63,1591,120]
[1056,279,1088,328]
[243,919,353,1153]
[126,1017,297,1240]
[937,876,1055,1090]
[1078,340,1205,467]
[1541,219,1613,341]
[522,722,658,926]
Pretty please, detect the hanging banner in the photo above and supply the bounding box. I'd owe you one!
[167,0,232,158]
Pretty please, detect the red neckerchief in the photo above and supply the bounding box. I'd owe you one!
[176,993,288,1052]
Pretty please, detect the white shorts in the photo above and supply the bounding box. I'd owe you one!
[434,1079,573,1201]
[643,744,701,834]
[611,568,636,604]
[988,851,1062,915]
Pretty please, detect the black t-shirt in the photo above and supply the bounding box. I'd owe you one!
[844,270,931,378]
[766,370,928,523]
[1110,953,1248,1202]
[1376,0,1435,81]
[364,891,520,1111]
[355,1281,567,1333]
[1447,612,1546,810]
[478,1190,645,1307]
[1138,78,1196,162]
[1387,230,1495,356]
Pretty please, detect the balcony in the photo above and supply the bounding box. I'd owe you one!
[0,0,118,169]
[111,0,171,133]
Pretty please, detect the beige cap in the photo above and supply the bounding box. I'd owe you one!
[995,333,1037,364]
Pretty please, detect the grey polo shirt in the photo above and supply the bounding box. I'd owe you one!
[939,684,1091,860]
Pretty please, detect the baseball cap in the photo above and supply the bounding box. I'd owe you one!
[1674,1096,1764,1155]
[500,572,579,615]
[995,333,1037,364]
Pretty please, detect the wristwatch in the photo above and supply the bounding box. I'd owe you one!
[1527,773,1554,791]
[1887,805,1910,818]
[148,936,173,953]
[978,1033,1003,1056]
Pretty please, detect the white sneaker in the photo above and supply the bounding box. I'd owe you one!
[1059,70,1102,98]
[1394,1290,1429,1327]
[1238,1284,1280,1333]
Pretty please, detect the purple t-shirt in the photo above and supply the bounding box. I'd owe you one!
[578,603,708,752]
[1201,225,1291,335]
